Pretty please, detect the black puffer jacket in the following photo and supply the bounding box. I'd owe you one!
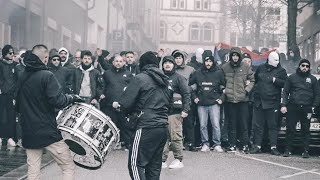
[118,65,172,129]
[16,53,73,149]
[254,63,287,109]
[189,65,225,106]
[282,69,320,107]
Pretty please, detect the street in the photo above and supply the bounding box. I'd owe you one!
[40,150,320,180]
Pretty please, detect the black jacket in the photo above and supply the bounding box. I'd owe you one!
[164,70,191,115]
[254,63,287,109]
[16,53,73,149]
[0,59,18,95]
[102,66,133,106]
[73,66,104,101]
[187,56,202,70]
[118,65,172,129]
[189,65,225,106]
[126,63,140,76]
[282,69,320,107]
[48,64,73,94]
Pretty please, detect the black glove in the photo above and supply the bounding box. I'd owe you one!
[70,94,85,103]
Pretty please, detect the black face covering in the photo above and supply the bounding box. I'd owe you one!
[81,63,91,70]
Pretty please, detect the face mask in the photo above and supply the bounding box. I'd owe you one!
[268,52,279,67]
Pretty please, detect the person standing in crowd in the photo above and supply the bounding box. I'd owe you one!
[172,50,197,151]
[189,55,225,152]
[0,45,18,147]
[161,56,191,169]
[112,51,171,180]
[73,50,104,107]
[120,51,127,63]
[100,53,133,150]
[125,51,140,76]
[96,49,112,71]
[250,52,287,155]
[73,50,82,68]
[59,47,75,92]
[188,48,204,70]
[221,47,255,153]
[281,59,320,158]
[16,44,84,180]
[48,53,73,94]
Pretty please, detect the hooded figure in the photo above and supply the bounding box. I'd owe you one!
[187,48,204,70]
[114,51,172,179]
[229,47,242,67]
[172,50,195,81]
[58,47,75,69]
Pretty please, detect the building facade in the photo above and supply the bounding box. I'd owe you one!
[297,0,320,67]
[160,0,224,53]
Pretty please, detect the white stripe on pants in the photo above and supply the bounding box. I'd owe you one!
[131,129,142,180]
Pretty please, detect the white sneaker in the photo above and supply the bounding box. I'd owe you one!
[214,145,224,153]
[7,138,16,147]
[162,162,168,169]
[168,159,184,169]
[200,144,210,152]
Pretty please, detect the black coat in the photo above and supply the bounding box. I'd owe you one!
[189,66,225,106]
[73,66,104,101]
[118,65,172,129]
[102,66,133,106]
[0,59,18,95]
[16,53,73,149]
[49,64,73,94]
[282,69,320,107]
[187,56,202,70]
[254,64,287,109]
[125,63,140,76]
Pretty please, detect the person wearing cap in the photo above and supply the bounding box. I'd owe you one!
[0,44,19,147]
[189,55,225,153]
[281,59,320,158]
[221,47,255,153]
[112,51,171,180]
[161,56,191,169]
[250,52,287,155]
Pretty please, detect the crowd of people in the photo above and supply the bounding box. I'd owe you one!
[0,43,319,179]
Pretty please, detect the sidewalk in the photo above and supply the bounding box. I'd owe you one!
[0,146,53,180]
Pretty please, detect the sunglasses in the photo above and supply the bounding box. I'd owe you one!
[52,58,60,61]
[8,52,14,55]
[301,64,310,68]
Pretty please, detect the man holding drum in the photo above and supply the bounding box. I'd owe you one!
[16,44,84,180]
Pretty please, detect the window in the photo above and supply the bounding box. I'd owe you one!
[315,32,320,62]
[203,23,214,42]
[203,0,209,10]
[160,21,167,40]
[195,0,201,10]
[171,0,178,9]
[180,0,186,9]
[190,22,201,41]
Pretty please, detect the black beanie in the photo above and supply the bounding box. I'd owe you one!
[243,53,251,59]
[298,59,310,67]
[139,51,159,69]
[202,50,212,60]
[2,44,14,58]
[204,55,214,62]
[162,56,175,66]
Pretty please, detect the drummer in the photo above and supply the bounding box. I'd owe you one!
[16,44,84,180]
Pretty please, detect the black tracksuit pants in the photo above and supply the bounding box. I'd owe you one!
[128,127,167,180]
[253,106,279,147]
[183,104,196,145]
[286,104,312,151]
[226,102,249,147]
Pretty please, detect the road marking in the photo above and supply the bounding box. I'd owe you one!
[236,153,320,177]
[279,169,318,179]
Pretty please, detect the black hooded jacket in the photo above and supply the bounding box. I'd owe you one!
[48,63,73,94]
[187,56,202,70]
[126,63,140,76]
[189,64,225,106]
[0,59,18,95]
[282,68,320,107]
[16,53,73,149]
[118,64,172,129]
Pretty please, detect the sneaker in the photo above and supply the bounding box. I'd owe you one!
[7,138,16,147]
[302,150,310,158]
[241,146,249,154]
[188,144,198,152]
[162,162,168,169]
[200,144,210,152]
[226,145,237,153]
[283,149,291,157]
[270,147,280,156]
[213,145,224,153]
[250,145,261,154]
[168,159,184,169]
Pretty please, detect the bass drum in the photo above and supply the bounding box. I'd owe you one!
[57,103,119,170]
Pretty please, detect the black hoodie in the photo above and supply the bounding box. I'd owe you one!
[16,53,73,149]
[118,64,172,129]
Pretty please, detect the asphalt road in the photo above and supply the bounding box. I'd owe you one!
[40,149,320,180]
